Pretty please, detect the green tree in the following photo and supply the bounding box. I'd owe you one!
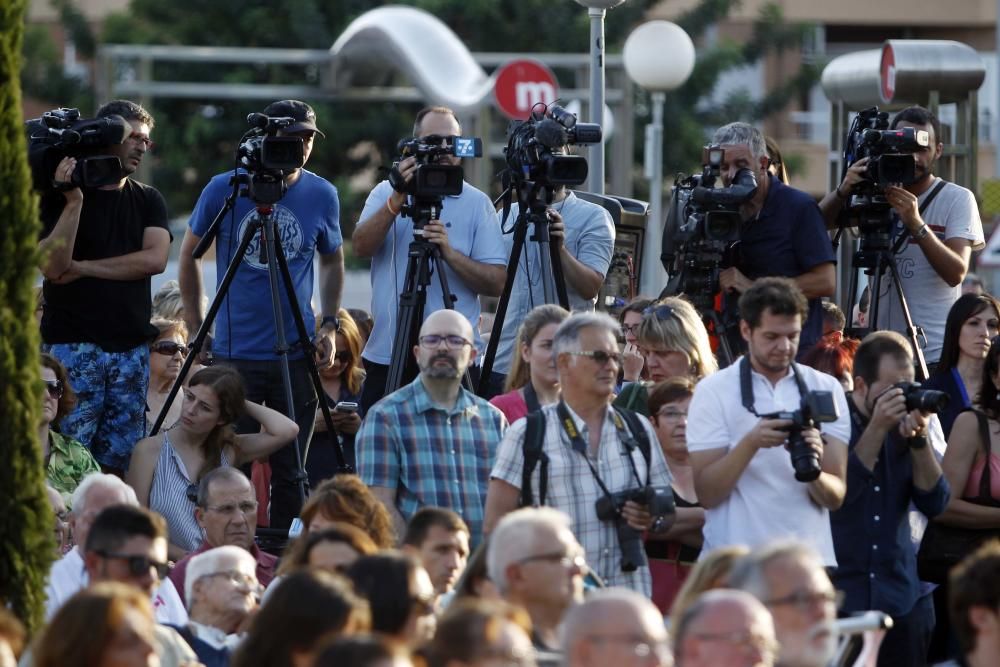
[1,0,55,635]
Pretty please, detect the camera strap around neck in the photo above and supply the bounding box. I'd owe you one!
[555,400,645,496]
[890,179,947,254]
[739,356,810,417]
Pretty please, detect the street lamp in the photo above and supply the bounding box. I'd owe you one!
[575,0,626,195]
[623,20,695,297]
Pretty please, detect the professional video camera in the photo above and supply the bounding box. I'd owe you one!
[234,113,307,205]
[389,134,482,200]
[761,390,839,483]
[844,107,929,191]
[595,486,675,572]
[661,145,758,311]
[503,103,602,188]
[25,108,131,191]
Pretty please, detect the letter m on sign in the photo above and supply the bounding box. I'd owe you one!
[516,82,556,113]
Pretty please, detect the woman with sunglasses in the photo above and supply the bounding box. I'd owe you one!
[128,365,298,560]
[41,353,100,505]
[145,318,196,434]
[614,296,718,416]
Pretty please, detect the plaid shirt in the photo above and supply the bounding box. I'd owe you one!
[491,403,673,595]
[357,376,507,546]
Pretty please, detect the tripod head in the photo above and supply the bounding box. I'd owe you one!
[401,194,445,234]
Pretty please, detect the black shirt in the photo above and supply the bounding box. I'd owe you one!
[40,180,169,351]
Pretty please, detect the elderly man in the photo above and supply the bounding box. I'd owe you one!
[357,309,507,545]
[485,311,674,593]
[402,506,470,600]
[169,546,259,667]
[168,467,277,607]
[487,507,585,653]
[728,542,840,667]
[673,589,777,667]
[44,472,186,624]
[561,588,671,667]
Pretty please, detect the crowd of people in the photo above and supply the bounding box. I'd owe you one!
[9,95,1000,667]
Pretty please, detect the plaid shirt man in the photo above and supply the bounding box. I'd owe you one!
[357,375,507,546]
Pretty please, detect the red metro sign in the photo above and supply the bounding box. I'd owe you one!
[493,59,560,120]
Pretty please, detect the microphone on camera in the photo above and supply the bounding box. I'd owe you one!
[534,118,568,150]
[246,112,270,129]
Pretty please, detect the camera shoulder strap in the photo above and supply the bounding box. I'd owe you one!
[919,179,947,215]
[891,179,948,254]
[740,355,810,415]
[523,382,541,413]
[555,401,641,499]
[612,407,653,486]
[519,410,549,507]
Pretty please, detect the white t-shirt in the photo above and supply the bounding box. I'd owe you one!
[873,177,985,363]
[686,359,851,565]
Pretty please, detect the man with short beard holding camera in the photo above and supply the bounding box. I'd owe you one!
[830,330,949,667]
[687,278,850,565]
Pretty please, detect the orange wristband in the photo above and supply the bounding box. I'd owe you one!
[386,196,401,217]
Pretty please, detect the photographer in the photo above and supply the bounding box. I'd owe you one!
[830,330,949,667]
[353,106,507,412]
[687,278,850,564]
[484,311,674,594]
[38,100,171,476]
[711,122,836,356]
[178,99,344,529]
[819,106,985,366]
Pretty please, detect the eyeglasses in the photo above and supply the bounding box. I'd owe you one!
[203,570,261,591]
[128,132,154,149]
[656,407,688,421]
[766,588,843,612]
[334,352,351,363]
[692,630,780,657]
[96,551,170,578]
[585,634,671,659]
[43,379,64,399]
[518,551,587,570]
[151,341,188,357]
[643,304,677,320]
[205,501,259,516]
[566,350,623,367]
[418,134,458,146]
[419,334,472,350]
[621,323,641,336]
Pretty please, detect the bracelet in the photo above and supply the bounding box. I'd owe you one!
[911,224,930,240]
[386,196,401,217]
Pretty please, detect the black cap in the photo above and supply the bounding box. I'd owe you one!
[262,100,325,138]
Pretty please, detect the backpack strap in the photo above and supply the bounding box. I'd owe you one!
[974,410,996,503]
[520,410,549,507]
[612,407,653,485]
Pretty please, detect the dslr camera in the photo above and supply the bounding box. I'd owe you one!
[503,103,602,188]
[661,145,758,310]
[390,134,483,200]
[25,108,132,191]
[889,382,949,450]
[236,113,307,205]
[761,390,839,483]
[594,486,676,572]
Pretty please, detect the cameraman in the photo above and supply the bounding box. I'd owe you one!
[687,278,849,564]
[484,311,674,594]
[352,106,507,412]
[711,122,836,356]
[39,99,170,476]
[819,106,984,367]
[178,100,344,529]
[830,330,949,667]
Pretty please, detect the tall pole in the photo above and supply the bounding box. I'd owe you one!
[642,91,666,296]
[589,7,606,195]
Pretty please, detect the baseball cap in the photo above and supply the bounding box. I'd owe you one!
[261,100,325,138]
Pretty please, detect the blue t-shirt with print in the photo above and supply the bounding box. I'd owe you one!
[189,169,342,360]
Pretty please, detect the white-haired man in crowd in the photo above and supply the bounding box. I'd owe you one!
[561,588,672,667]
[44,472,187,624]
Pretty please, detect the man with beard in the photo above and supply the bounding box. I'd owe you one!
[357,309,507,546]
[686,278,850,562]
[729,542,840,667]
[819,106,984,367]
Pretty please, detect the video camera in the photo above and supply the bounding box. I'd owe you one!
[389,134,482,200]
[25,108,131,191]
[761,390,839,483]
[504,103,602,188]
[595,486,675,572]
[235,113,306,205]
[661,145,758,310]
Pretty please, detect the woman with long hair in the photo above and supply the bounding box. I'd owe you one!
[925,293,1000,437]
[128,365,298,559]
[490,304,570,423]
[145,318,190,433]
[299,474,396,549]
[618,296,654,383]
[40,353,99,504]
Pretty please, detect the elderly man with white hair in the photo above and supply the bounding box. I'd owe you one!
[43,472,187,624]
[561,588,672,667]
[168,545,259,667]
[487,507,585,653]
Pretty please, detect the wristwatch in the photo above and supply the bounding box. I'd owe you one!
[320,315,342,332]
[911,224,931,240]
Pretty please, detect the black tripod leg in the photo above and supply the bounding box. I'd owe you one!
[548,234,570,310]
[885,259,930,380]
[386,243,433,394]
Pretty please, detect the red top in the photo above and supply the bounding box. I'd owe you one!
[964,453,1000,500]
[490,389,529,424]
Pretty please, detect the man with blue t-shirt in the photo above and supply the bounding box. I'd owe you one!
[713,122,836,358]
[179,100,344,529]
[353,105,507,412]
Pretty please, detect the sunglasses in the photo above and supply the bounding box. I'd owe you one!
[44,379,64,399]
[567,350,624,366]
[643,304,677,320]
[152,341,188,357]
[96,551,170,578]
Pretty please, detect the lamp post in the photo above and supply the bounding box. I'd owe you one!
[575,0,625,195]
[623,20,695,297]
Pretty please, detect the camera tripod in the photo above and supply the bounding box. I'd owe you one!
[150,172,351,510]
[477,181,570,395]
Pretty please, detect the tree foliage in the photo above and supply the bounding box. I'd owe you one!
[1,0,55,635]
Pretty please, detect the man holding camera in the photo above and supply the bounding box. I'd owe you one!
[352,105,507,413]
[687,278,850,564]
[819,106,984,366]
[179,99,344,529]
[38,99,171,475]
[830,330,949,666]
[484,311,674,593]
[712,122,836,356]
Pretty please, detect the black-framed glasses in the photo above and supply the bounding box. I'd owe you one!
[643,304,677,321]
[151,341,188,357]
[517,551,586,569]
[621,323,642,336]
[96,551,169,578]
[765,588,843,611]
[567,350,623,367]
[419,334,472,350]
[43,379,64,399]
[205,500,259,516]
[128,132,154,149]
